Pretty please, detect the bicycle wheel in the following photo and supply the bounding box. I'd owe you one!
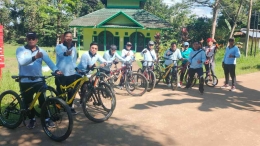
[0,90,23,129]
[147,70,156,92]
[154,68,162,85]
[170,71,180,91]
[99,82,116,99]
[82,87,116,123]
[205,74,218,87]
[41,98,73,142]
[35,86,58,117]
[125,73,148,96]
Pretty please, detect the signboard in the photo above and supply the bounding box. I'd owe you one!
[0,25,4,68]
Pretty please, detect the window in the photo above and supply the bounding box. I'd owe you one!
[130,32,145,52]
[98,31,114,51]
[124,37,130,47]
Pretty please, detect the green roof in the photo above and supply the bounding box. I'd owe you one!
[69,8,172,29]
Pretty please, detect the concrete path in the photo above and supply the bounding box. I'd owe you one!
[1,69,260,146]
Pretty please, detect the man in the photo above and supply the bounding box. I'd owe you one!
[16,32,61,129]
[103,44,125,63]
[204,38,218,85]
[221,37,240,91]
[163,42,182,87]
[180,42,193,87]
[103,44,125,75]
[121,42,135,61]
[77,42,108,72]
[141,41,157,67]
[185,42,206,94]
[55,31,79,114]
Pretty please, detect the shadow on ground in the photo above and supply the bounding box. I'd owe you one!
[0,98,173,146]
[131,80,260,112]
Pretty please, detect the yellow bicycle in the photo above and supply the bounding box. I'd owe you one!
[0,75,73,142]
[54,68,116,123]
[154,59,180,90]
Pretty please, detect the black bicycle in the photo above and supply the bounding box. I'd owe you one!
[0,75,73,142]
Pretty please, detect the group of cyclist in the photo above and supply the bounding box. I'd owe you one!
[15,30,240,129]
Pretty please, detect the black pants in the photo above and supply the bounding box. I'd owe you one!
[180,64,187,82]
[20,82,45,119]
[204,62,216,75]
[55,74,81,107]
[223,64,236,86]
[165,65,177,84]
[186,68,204,91]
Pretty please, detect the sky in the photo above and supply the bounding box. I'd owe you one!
[163,0,213,18]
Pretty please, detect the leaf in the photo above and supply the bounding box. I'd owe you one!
[225,19,231,32]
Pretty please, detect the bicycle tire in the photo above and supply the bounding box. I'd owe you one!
[35,86,58,117]
[154,68,162,85]
[147,70,156,92]
[41,98,73,142]
[0,90,23,129]
[125,73,148,96]
[82,87,116,123]
[170,71,180,90]
[205,75,218,87]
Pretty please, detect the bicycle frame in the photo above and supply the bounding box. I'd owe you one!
[14,76,52,111]
[57,75,89,105]
[162,63,175,79]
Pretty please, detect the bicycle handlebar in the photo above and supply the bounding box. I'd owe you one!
[11,75,53,81]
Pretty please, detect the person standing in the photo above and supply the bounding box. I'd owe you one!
[204,38,218,85]
[221,37,240,91]
[141,41,157,67]
[121,42,135,61]
[16,32,61,129]
[163,42,182,87]
[180,42,193,87]
[55,31,79,114]
[185,42,206,94]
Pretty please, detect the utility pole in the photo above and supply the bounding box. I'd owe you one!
[245,0,253,57]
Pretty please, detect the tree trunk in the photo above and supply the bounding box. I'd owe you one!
[211,0,220,39]
[245,0,253,57]
[228,0,243,43]
[56,0,62,45]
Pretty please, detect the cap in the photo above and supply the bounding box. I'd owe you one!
[184,42,189,46]
[126,42,132,46]
[26,32,37,39]
[110,44,117,50]
[207,38,213,42]
[148,41,155,45]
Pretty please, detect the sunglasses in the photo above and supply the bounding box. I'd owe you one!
[149,44,154,46]
[229,40,234,42]
[27,37,36,41]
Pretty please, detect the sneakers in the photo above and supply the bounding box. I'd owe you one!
[167,84,171,87]
[46,119,55,128]
[177,83,181,88]
[71,108,77,115]
[230,86,236,92]
[221,84,229,88]
[27,119,36,129]
[116,86,123,90]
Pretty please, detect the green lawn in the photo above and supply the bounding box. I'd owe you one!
[1,44,260,93]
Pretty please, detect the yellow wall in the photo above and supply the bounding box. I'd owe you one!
[82,28,160,51]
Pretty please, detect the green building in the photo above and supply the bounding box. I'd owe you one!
[69,0,171,53]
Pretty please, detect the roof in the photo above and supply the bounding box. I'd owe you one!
[69,8,172,29]
[237,28,260,38]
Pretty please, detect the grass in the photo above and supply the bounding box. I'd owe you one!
[1,44,260,94]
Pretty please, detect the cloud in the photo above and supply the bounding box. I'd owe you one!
[163,0,213,18]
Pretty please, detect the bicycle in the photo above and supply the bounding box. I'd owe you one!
[94,60,148,96]
[185,63,218,87]
[0,75,73,142]
[53,69,116,123]
[154,59,180,90]
[137,60,156,92]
